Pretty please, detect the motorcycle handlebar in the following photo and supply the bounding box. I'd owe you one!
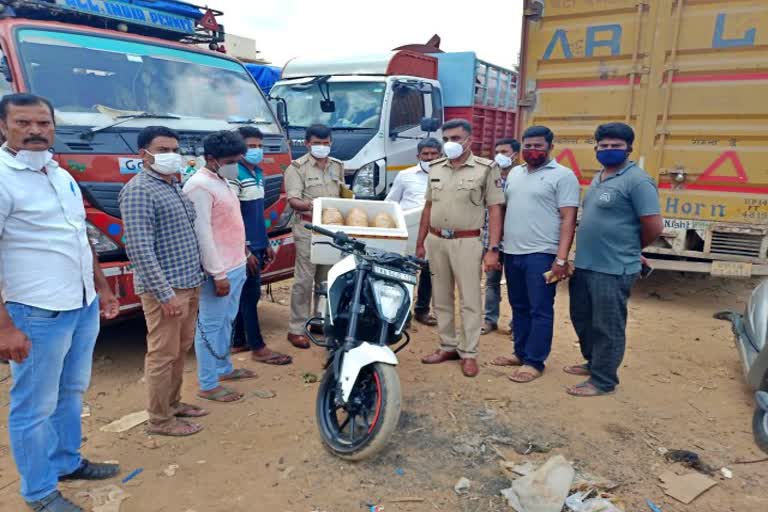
[304,223,339,239]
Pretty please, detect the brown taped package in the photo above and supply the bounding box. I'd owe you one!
[371,212,396,228]
[345,207,369,227]
[321,207,344,225]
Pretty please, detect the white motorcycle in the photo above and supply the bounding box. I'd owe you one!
[304,223,423,460]
[716,280,768,453]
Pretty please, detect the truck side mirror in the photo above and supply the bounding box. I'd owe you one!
[420,117,440,133]
[276,101,288,127]
[320,99,336,113]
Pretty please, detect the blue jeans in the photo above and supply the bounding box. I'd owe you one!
[195,266,247,391]
[233,266,265,351]
[504,253,557,371]
[6,299,100,502]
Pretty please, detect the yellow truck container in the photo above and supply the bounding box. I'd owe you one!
[519,0,768,276]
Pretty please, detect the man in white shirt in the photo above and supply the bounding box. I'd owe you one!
[386,137,442,326]
[0,94,121,512]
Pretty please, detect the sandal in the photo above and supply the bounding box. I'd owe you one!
[481,322,498,335]
[219,368,257,382]
[197,386,243,403]
[146,418,204,437]
[252,349,293,366]
[491,355,523,367]
[509,366,542,383]
[174,403,209,418]
[566,381,615,397]
[230,346,250,354]
[563,364,591,376]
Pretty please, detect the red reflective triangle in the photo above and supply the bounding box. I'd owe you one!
[555,148,582,178]
[697,150,747,183]
[199,9,219,31]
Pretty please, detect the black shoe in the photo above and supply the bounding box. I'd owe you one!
[59,459,120,481]
[27,491,82,512]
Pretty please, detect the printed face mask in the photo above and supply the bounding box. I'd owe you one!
[522,149,548,168]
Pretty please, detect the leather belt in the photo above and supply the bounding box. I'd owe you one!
[429,227,481,239]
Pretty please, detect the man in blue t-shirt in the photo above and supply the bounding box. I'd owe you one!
[230,126,292,365]
[565,122,663,396]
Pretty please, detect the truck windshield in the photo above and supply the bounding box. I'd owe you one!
[271,81,384,129]
[15,28,279,133]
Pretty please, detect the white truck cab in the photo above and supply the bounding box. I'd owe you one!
[270,51,443,198]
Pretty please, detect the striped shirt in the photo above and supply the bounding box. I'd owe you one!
[229,163,268,252]
[119,168,204,302]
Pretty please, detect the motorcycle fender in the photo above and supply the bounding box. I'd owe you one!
[339,343,398,402]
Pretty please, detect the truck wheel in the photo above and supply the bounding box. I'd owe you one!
[753,407,768,454]
[316,362,401,461]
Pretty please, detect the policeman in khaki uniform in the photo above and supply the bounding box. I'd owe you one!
[284,124,349,348]
[416,119,505,378]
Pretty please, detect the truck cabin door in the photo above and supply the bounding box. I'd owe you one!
[382,80,439,198]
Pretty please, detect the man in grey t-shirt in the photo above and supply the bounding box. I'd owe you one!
[492,126,580,383]
[565,123,663,397]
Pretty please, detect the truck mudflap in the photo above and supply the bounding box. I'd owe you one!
[646,218,768,277]
[101,231,296,319]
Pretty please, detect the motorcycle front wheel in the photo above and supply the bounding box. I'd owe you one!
[316,362,401,461]
[753,407,768,454]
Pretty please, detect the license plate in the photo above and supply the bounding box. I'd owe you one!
[372,265,417,284]
[711,261,752,278]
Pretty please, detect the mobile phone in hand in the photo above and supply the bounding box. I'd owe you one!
[640,263,654,279]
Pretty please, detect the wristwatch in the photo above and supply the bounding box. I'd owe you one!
[490,246,500,253]
[555,258,567,266]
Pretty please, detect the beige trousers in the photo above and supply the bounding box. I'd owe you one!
[140,287,200,425]
[288,224,329,334]
[425,234,483,359]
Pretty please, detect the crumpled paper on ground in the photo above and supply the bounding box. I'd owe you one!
[501,455,575,512]
[77,485,130,512]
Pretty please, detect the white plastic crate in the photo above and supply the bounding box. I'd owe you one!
[310,198,409,265]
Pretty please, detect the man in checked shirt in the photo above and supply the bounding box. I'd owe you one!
[119,126,207,437]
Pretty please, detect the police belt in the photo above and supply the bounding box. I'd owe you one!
[429,227,481,239]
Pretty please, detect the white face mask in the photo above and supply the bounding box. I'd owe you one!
[310,145,331,159]
[148,151,182,175]
[443,141,464,160]
[216,162,240,181]
[418,160,431,173]
[495,153,513,169]
[16,149,53,170]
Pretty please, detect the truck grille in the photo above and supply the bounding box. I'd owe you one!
[710,231,764,259]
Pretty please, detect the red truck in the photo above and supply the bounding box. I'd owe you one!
[0,0,296,316]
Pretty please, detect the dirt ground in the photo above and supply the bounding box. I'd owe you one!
[2,273,768,512]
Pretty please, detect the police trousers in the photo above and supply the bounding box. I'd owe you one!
[288,224,329,335]
[425,234,483,359]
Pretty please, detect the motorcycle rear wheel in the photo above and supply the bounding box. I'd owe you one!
[316,362,401,461]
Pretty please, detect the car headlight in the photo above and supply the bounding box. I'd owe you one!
[352,161,377,196]
[371,279,407,324]
[87,222,119,254]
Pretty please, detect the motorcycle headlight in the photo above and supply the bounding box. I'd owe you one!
[371,279,407,324]
[87,222,119,254]
[352,161,379,197]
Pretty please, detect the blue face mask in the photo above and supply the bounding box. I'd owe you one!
[244,147,264,165]
[596,149,629,167]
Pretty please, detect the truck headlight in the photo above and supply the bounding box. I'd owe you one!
[352,161,379,197]
[371,279,407,324]
[87,222,119,254]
